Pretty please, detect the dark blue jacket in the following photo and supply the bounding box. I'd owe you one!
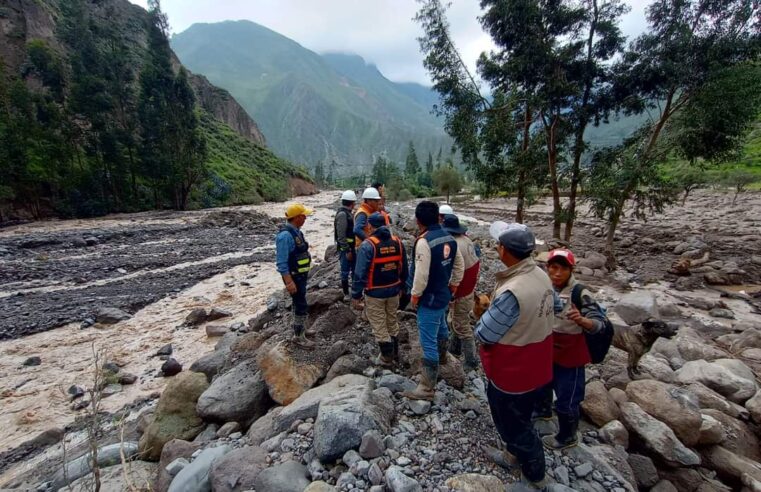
[409,224,459,310]
[352,227,409,299]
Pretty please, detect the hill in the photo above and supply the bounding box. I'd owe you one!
[171,21,451,175]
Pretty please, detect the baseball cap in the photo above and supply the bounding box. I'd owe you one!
[547,249,576,266]
[285,203,314,219]
[368,212,386,227]
[442,214,467,235]
[489,221,536,255]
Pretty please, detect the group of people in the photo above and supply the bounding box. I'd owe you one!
[275,190,609,490]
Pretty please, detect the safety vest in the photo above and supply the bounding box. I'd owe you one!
[367,235,404,290]
[284,226,311,277]
[354,203,375,249]
[334,207,355,249]
[412,224,458,310]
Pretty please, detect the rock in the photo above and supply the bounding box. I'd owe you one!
[215,422,241,438]
[359,429,385,459]
[651,480,678,492]
[710,308,735,319]
[23,356,41,366]
[408,399,432,415]
[437,352,466,389]
[701,409,761,462]
[675,333,727,362]
[166,458,189,477]
[313,383,394,463]
[246,407,282,445]
[325,354,371,382]
[252,460,310,492]
[118,373,138,385]
[157,344,173,356]
[581,380,620,427]
[579,251,607,270]
[575,462,593,478]
[167,444,230,492]
[625,379,702,446]
[304,482,338,492]
[50,442,140,490]
[101,383,122,397]
[368,463,384,485]
[599,420,629,448]
[627,454,659,489]
[658,468,732,492]
[613,292,660,325]
[698,414,726,445]
[207,307,232,321]
[343,449,362,467]
[619,402,700,467]
[84,236,99,246]
[206,325,229,337]
[208,445,268,492]
[96,307,132,324]
[161,358,183,377]
[185,308,208,326]
[139,372,208,461]
[273,374,368,433]
[378,374,416,393]
[555,466,570,485]
[676,359,757,404]
[445,473,504,491]
[309,304,357,336]
[193,424,219,444]
[726,329,761,353]
[746,390,761,423]
[686,382,749,419]
[258,342,328,405]
[190,350,227,382]
[385,465,423,492]
[68,385,85,400]
[156,440,201,492]
[66,461,156,492]
[701,446,761,487]
[608,388,627,406]
[307,289,344,314]
[196,360,271,424]
[567,444,636,492]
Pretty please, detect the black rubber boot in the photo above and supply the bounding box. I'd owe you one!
[532,384,554,421]
[461,338,479,372]
[341,278,349,296]
[448,333,462,356]
[542,412,579,450]
[374,341,394,367]
[391,336,400,362]
[438,338,449,365]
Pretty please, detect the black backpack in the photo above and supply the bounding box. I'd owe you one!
[571,284,614,364]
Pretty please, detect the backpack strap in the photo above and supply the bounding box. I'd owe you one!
[571,283,585,311]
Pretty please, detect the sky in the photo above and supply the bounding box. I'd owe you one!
[128,0,653,86]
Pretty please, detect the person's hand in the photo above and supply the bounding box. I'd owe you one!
[411,296,420,309]
[285,281,297,295]
[567,305,592,330]
[449,284,458,295]
[352,299,364,311]
[347,251,354,262]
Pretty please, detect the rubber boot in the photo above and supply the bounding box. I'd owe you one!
[374,341,394,367]
[391,336,400,362]
[461,337,479,373]
[402,359,438,401]
[542,412,579,450]
[532,385,554,421]
[341,278,350,301]
[292,316,315,349]
[448,333,462,356]
[482,444,518,470]
[438,338,449,365]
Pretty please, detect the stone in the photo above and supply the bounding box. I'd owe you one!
[258,342,328,405]
[378,373,416,393]
[359,429,385,459]
[701,446,761,487]
[599,420,629,448]
[206,325,229,337]
[726,329,761,353]
[309,305,357,336]
[101,384,122,397]
[625,379,702,446]
[613,292,660,325]
[608,388,627,406]
[651,480,678,492]
[385,465,423,492]
[165,457,188,477]
[566,444,636,492]
[368,463,384,485]
[575,462,594,478]
[698,414,726,445]
[437,352,467,389]
[675,334,727,362]
[701,409,761,462]
[709,308,735,319]
[50,442,140,490]
[304,482,338,492]
[325,354,371,382]
[581,380,620,427]
[307,289,345,314]
[184,308,208,326]
[685,382,749,419]
[118,373,138,385]
[627,454,659,489]
[746,390,761,423]
[156,440,200,492]
[408,399,432,415]
[196,360,271,424]
[215,422,241,438]
[445,473,504,491]
[193,424,219,444]
[246,407,282,445]
[313,383,394,463]
[555,466,570,486]
[207,307,232,321]
[636,354,677,383]
[96,307,132,324]
[343,449,362,466]
[23,356,41,366]
[161,358,182,377]
[252,460,310,492]
[618,402,700,467]
[208,445,268,492]
[676,359,757,404]
[167,444,230,492]
[157,344,173,356]
[336,472,356,488]
[139,372,208,461]
[579,251,607,270]
[190,350,227,382]
[66,461,157,492]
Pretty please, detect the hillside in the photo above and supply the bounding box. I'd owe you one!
[171,20,451,175]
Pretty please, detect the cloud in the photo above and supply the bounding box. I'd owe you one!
[129,0,652,85]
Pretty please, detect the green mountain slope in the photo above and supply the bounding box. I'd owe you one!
[171,21,451,175]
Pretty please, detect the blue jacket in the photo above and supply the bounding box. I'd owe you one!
[275,223,310,276]
[352,227,409,299]
[409,224,458,310]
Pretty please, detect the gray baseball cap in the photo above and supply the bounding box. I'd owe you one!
[489,221,536,255]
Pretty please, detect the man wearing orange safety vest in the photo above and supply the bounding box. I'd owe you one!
[352,213,409,366]
[354,187,389,247]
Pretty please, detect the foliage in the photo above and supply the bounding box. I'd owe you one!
[432,165,462,203]
[723,169,756,204]
[668,162,707,205]
[405,141,421,179]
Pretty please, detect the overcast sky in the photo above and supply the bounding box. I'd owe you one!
[129,0,653,85]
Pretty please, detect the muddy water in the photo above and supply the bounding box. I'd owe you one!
[0,192,337,475]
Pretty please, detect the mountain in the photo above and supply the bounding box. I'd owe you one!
[171,21,451,175]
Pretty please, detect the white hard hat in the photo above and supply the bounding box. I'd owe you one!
[341,190,357,201]
[362,187,381,200]
[439,204,454,215]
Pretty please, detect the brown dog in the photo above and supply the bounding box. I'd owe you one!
[473,293,491,319]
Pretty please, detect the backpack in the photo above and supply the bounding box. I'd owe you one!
[571,284,614,364]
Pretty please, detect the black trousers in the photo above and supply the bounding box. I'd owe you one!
[487,381,546,482]
[291,275,309,334]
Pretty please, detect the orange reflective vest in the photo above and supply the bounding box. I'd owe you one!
[367,235,404,290]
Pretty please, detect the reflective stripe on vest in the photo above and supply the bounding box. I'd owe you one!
[367,235,403,290]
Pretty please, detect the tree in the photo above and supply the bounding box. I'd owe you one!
[405,141,421,179]
[724,169,755,205]
[432,165,462,203]
[371,155,400,185]
[670,163,707,205]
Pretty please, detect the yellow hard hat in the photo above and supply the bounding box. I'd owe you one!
[285,203,314,219]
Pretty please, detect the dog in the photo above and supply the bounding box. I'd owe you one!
[473,293,491,320]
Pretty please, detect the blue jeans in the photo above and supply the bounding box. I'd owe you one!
[417,305,449,363]
[339,249,355,281]
[553,364,586,419]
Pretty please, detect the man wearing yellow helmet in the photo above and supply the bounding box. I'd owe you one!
[276,203,316,348]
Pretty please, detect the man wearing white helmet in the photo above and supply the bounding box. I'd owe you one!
[438,204,454,222]
[353,187,383,247]
[335,190,358,299]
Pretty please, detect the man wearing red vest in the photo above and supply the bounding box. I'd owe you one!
[352,213,409,366]
[476,221,559,489]
[353,187,382,248]
[441,214,481,372]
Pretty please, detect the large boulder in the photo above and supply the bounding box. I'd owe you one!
[636,354,677,383]
[313,382,394,463]
[252,460,310,492]
[701,409,761,462]
[196,360,271,424]
[139,372,209,461]
[167,444,231,492]
[155,439,201,492]
[614,291,660,325]
[676,359,757,404]
[685,382,749,419]
[625,379,702,446]
[674,329,727,362]
[698,413,726,446]
[309,305,356,336]
[307,289,344,314]
[701,446,761,487]
[581,380,620,427]
[746,390,761,424]
[325,354,371,382]
[445,473,503,491]
[724,329,761,353]
[599,420,629,448]
[578,251,607,270]
[208,446,268,492]
[627,454,659,489]
[619,402,700,467]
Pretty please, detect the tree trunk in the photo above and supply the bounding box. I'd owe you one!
[516,170,526,224]
[545,114,562,238]
[682,189,690,206]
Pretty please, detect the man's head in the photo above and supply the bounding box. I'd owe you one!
[442,214,467,236]
[415,201,439,232]
[547,249,576,288]
[341,190,357,209]
[368,212,385,234]
[371,182,385,197]
[362,187,382,212]
[285,203,314,228]
[489,221,536,266]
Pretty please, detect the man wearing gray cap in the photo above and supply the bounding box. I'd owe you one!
[476,221,557,489]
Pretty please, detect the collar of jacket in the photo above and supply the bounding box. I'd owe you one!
[555,274,578,294]
[372,226,392,240]
[495,257,538,283]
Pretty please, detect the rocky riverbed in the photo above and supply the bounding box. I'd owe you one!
[1,189,761,491]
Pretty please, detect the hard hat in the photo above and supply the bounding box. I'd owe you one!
[439,204,454,215]
[285,203,315,219]
[362,187,381,200]
[341,190,357,202]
